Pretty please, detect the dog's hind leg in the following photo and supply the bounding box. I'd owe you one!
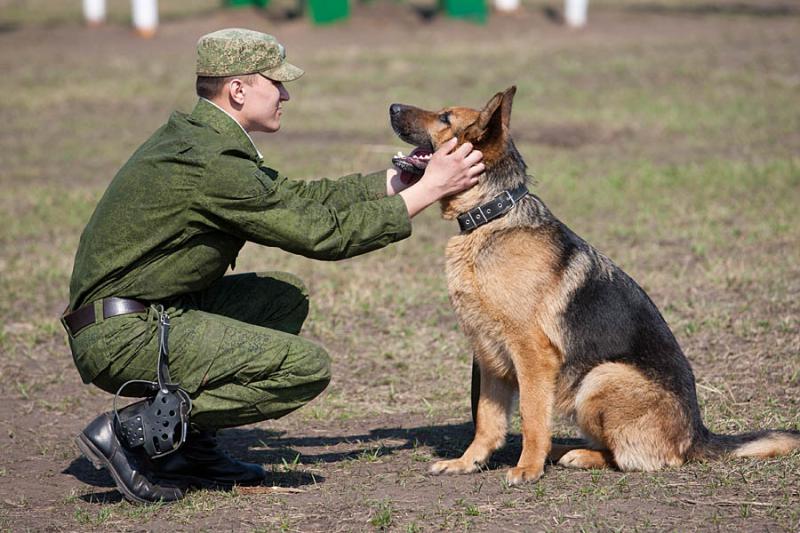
[548,438,615,469]
[573,362,692,472]
[430,363,515,476]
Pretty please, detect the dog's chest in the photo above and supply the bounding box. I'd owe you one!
[444,229,553,314]
[444,227,564,343]
[444,236,482,312]
[444,234,507,337]
[444,233,521,376]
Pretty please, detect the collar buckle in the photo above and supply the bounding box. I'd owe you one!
[505,189,516,206]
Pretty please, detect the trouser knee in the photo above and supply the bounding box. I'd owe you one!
[298,344,331,398]
[178,343,331,429]
[255,271,310,334]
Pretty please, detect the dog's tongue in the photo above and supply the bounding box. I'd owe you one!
[392,147,432,176]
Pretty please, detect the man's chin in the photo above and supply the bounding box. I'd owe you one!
[254,123,280,134]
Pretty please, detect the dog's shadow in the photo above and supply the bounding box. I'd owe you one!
[222,422,585,468]
[221,421,524,467]
[64,420,548,503]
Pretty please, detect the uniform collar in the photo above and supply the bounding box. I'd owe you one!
[190,98,263,161]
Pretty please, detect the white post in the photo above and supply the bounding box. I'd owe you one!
[494,0,520,12]
[565,0,588,28]
[83,0,106,27]
[132,0,159,38]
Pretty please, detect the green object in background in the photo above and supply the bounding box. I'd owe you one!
[225,0,269,7]
[308,0,350,25]
[443,0,488,23]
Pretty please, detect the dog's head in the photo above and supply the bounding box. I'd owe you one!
[389,86,517,176]
[390,86,525,219]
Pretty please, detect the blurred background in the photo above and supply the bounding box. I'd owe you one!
[0,0,798,530]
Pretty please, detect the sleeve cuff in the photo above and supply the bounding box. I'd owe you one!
[382,193,413,241]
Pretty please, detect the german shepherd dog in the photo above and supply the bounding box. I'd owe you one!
[389,87,800,485]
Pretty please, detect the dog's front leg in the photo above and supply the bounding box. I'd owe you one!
[430,363,515,475]
[505,340,560,485]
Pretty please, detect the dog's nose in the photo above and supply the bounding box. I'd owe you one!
[389,104,403,116]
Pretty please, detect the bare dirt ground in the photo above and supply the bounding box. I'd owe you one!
[1,1,799,531]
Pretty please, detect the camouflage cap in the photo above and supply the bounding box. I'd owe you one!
[196,28,304,81]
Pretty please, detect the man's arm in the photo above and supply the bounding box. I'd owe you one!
[266,170,389,211]
[193,138,482,260]
[195,155,412,261]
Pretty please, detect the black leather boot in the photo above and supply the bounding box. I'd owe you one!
[152,428,266,488]
[75,412,185,504]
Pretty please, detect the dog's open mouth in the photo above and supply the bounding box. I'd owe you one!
[391,147,432,176]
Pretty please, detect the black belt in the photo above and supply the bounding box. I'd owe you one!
[62,297,149,337]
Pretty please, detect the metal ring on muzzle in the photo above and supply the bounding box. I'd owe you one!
[113,306,192,458]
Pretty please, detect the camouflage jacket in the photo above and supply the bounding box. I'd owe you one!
[68,99,411,310]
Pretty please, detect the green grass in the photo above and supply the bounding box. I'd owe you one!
[369,499,394,529]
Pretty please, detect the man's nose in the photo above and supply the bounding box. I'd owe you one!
[280,85,290,101]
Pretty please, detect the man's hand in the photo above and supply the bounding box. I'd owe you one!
[395,138,484,218]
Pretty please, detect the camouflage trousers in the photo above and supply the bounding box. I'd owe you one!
[67,272,330,429]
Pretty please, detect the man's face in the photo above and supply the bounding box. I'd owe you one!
[241,75,290,133]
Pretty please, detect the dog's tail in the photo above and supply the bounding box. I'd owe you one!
[691,429,800,461]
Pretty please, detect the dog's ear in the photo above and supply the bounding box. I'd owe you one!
[466,86,516,144]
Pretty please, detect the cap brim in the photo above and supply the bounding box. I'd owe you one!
[260,62,304,82]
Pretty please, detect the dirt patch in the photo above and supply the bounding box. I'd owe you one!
[521,122,634,148]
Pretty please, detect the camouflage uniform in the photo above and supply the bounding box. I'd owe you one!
[65,30,412,429]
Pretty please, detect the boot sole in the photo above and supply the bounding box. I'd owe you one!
[75,433,159,505]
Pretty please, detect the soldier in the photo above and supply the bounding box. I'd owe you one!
[61,28,484,503]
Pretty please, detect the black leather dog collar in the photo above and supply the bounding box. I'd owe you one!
[457,183,529,233]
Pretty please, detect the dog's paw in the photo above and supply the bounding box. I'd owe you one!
[504,465,543,486]
[429,458,481,475]
[557,449,611,470]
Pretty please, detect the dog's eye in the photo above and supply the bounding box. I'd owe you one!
[438,112,451,125]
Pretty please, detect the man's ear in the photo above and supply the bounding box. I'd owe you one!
[465,86,516,144]
[227,78,247,106]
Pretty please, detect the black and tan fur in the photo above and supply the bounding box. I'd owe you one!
[390,86,800,485]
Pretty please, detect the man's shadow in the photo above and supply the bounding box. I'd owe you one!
[63,420,531,503]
